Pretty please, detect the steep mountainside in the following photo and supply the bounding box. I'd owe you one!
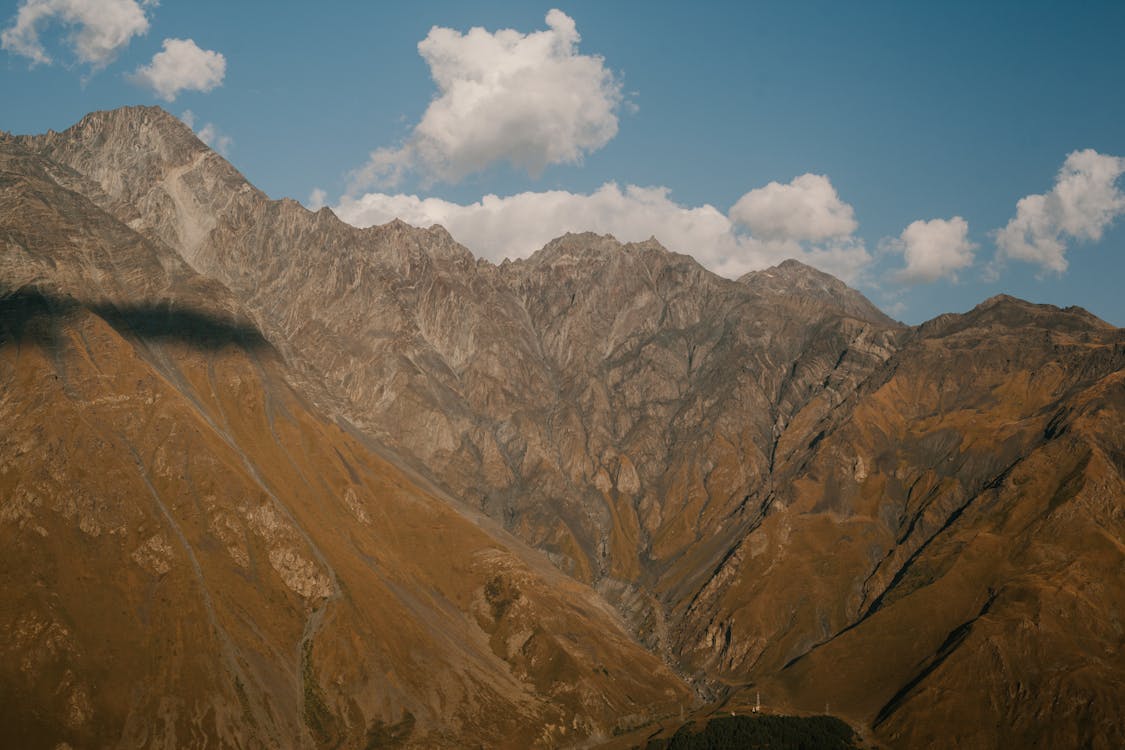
[6,106,1125,749]
[11,107,901,614]
[0,137,691,748]
[677,296,1125,748]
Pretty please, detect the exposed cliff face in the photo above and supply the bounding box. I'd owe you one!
[7,106,1125,749]
[497,234,902,642]
[0,137,691,749]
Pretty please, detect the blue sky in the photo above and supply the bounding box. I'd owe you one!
[3,1,1124,325]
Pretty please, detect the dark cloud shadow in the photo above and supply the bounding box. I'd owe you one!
[0,286,270,352]
[0,287,78,351]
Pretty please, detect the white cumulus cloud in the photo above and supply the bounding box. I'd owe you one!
[885,216,976,284]
[350,9,623,190]
[730,173,858,242]
[1,0,151,67]
[994,149,1125,273]
[335,178,872,282]
[130,38,226,101]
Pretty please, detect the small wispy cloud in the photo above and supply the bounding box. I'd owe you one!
[306,188,328,211]
[196,122,231,156]
[130,38,226,101]
[179,110,232,156]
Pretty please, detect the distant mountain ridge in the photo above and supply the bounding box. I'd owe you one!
[3,106,1124,749]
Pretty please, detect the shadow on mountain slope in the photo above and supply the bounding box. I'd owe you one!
[0,286,270,352]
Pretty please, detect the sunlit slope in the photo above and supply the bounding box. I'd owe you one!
[676,297,1125,748]
[0,141,690,749]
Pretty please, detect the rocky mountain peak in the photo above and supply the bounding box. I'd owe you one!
[739,258,897,326]
[15,105,210,175]
[361,217,476,265]
[973,293,1106,324]
[10,106,264,273]
[917,293,1113,340]
[512,233,708,298]
[525,231,626,265]
[521,231,676,265]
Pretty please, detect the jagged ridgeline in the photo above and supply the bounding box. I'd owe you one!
[2,107,1123,749]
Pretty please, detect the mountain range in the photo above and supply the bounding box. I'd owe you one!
[2,106,1122,749]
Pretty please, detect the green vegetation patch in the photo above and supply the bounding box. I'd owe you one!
[301,639,338,746]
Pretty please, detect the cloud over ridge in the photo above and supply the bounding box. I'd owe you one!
[335,174,872,282]
[350,9,623,190]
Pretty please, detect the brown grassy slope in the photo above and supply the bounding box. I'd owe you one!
[671,296,1125,748]
[0,141,691,748]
